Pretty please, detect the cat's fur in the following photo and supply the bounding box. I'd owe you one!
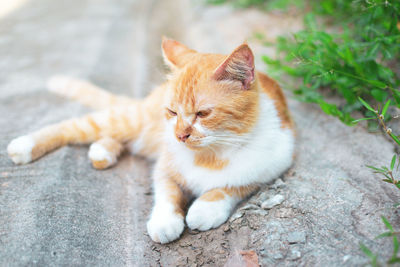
[7,38,295,243]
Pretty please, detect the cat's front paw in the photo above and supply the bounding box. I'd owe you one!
[7,135,35,164]
[186,199,232,231]
[147,207,184,244]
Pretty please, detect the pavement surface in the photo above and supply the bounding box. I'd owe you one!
[1,0,399,266]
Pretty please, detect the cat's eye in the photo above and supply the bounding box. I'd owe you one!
[196,110,211,118]
[167,108,177,116]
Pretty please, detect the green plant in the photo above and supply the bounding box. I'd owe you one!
[263,0,400,125]
[205,0,298,10]
[360,216,400,266]
[355,97,400,265]
[367,154,400,190]
[356,98,400,145]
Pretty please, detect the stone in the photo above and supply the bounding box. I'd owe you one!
[287,249,301,260]
[229,211,244,222]
[261,194,285,209]
[271,178,286,189]
[247,209,269,216]
[239,204,260,210]
[343,255,351,263]
[287,232,306,244]
[275,208,295,218]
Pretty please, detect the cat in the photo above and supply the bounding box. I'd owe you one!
[7,38,295,244]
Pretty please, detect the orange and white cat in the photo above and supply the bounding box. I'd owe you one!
[7,38,295,243]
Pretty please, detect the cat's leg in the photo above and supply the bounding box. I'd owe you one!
[88,137,124,170]
[186,186,258,231]
[147,159,186,244]
[7,107,139,164]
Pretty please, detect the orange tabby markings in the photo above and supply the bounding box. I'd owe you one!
[199,189,226,201]
[194,151,228,170]
[97,137,123,156]
[48,76,136,110]
[167,47,260,136]
[199,185,258,202]
[224,185,259,199]
[27,107,147,163]
[164,177,186,216]
[155,158,187,216]
[258,73,293,129]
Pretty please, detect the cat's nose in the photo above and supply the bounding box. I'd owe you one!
[177,133,190,142]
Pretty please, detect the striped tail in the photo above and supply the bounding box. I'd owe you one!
[47,75,137,110]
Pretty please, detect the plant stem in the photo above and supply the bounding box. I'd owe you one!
[376,111,399,145]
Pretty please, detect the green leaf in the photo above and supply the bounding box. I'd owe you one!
[388,257,400,264]
[397,156,400,171]
[376,232,393,239]
[393,236,399,259]
[360,243,378,266]
[366,165,386,172]
[391,155,397,170]
[366,79,387,89]
[352,117,376,124]
[318,101,343,117]
[382,100,391,117]
[382,216,394,232]
[390,133,400,146]
[358,97,376,112]
[366,42,380,59]
[371,89,388,102]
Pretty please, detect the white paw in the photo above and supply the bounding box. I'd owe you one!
[7,135,35,164]
[147,206,184,244]
[88,143,115,169]
[186,199,232,231]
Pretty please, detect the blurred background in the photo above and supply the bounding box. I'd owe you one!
[0,0,303,99]
[1,0,399,266]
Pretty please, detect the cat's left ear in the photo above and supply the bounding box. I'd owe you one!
[162,37,195,69]
[212,43,255,90]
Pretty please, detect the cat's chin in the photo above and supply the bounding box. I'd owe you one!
[183,142,203,151]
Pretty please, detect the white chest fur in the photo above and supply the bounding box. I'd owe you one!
[165,93,295,196]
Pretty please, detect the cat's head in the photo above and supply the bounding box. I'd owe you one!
[162,38,259,150]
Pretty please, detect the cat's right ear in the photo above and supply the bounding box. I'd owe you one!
[162,37,195,69]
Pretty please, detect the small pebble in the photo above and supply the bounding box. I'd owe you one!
[261,194,285,209]
[229,211,244,222]
[272,178,286,189]
[258,191,269,202]
[248,209,269,216]
[272,252,284,260]
[287,249,301,260]
[343,255,351,262]
[287,231,306,244]
[239,204,259,210]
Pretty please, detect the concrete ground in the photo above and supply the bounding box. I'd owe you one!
[1,0,399,266]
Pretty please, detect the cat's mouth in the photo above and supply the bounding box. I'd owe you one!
[177,134,212,150]
[182,138,204,150]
